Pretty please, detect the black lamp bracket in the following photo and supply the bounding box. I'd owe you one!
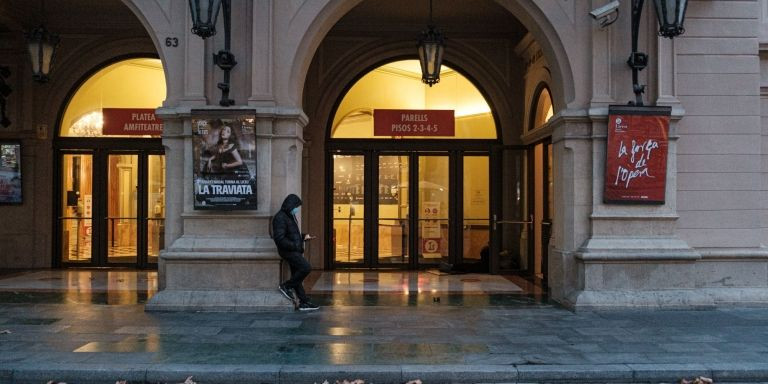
[628,0,647,106]
[214,0,236,106]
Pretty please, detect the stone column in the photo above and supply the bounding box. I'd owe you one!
[563,111,704,310]
[146,106,306,312]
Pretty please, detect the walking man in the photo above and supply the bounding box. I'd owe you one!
[273,193,319,311]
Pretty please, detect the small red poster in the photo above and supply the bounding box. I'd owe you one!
[102,108,163,135]
[604,105,670,204]
[374,109,454,136]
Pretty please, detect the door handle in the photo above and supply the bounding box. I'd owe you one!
[493,214,533,230]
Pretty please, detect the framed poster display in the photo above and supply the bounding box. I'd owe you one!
[192,116,257,210]
[604,105,670,204]
[0,141,21,204]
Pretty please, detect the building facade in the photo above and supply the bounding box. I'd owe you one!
[0,0,766,310]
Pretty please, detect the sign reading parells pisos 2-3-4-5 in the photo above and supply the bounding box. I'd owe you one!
[192,116,257,210]
[374,109,455,137]
[604,105,670,204]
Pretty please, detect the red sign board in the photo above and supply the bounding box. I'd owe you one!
[604,106,670,204]
[102,108,163,135]
[374,109,454,136]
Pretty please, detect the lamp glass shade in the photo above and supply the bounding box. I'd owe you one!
[25,26,59,83]
[188,0,222,38]
[652,0,688,38]
[417,27,444,87]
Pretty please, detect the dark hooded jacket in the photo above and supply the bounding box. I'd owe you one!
[272,194,304,256]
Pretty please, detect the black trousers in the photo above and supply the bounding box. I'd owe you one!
[281,251,311,303]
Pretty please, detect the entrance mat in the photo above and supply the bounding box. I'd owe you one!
[310,271,523,293]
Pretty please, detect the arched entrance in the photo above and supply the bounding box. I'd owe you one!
[300,0,563,280]
[54,57,166,268]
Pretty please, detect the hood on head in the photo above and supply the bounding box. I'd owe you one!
[280,194,302,213]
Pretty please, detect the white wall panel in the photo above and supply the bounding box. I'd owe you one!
[677,115,761,135]
[677,190,763,211]
[678,154,762,172]
[678,172,762,191]
[678,210,761,229]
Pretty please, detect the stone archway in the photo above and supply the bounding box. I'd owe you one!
[293,0,578,284]
[288,0,576,115]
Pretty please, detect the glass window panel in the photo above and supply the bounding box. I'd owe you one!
[107,154,138,263]
[418,156,449,264]
[531,88,553,131]
[463,156,489,263]
[333,155,365,264]
[60,154,93,263]
[331,60,496,139]
[147,155,165,263]
[378,155,409,264]
[60,58,165,137]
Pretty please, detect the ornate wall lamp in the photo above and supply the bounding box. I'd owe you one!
[417,0,444,87]
[25,26,59,83]
[188,0,236,106]
[628,0,688,105]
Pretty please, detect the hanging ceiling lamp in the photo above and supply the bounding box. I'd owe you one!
[417,0,445,87]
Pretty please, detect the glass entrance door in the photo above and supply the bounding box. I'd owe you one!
[107,154,138,264]
[331,154,366,265]
[462,156,490,266]
[490,147,530,273]
[417,155,449,266]
[376,154,409,265]
[60,153,94,263]
[58,150,164,268]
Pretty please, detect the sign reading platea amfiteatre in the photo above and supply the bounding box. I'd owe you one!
[102,108,163,136]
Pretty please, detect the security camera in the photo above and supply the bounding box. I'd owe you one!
[590,0,620,27]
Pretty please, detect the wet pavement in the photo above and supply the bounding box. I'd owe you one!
[1,270,768,383]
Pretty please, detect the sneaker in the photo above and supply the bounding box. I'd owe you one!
[297,301,320,311]
[278,284,296,303]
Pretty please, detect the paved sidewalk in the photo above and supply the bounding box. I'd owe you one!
[1,270,768,383]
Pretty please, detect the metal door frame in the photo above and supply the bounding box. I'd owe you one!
[326,141,494,270]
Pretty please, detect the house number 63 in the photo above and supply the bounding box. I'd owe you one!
[165,37,179,47]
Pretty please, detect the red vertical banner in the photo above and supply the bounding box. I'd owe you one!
[604,105,670,204]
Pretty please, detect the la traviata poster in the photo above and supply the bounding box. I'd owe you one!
[604,105,670,204]
[193,116,257,210]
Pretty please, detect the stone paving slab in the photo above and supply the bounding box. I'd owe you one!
[4,271,768,383]
[5,364,765,384]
